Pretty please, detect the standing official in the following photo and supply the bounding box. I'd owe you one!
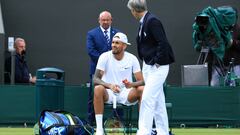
[127,0,175,135]
[86,11,120,125]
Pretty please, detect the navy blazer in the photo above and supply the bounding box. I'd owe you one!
[86,27,119,75]
[137,12,175,65]
[5,53,30,83]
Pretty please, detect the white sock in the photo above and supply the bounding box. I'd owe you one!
[95,114,103,131]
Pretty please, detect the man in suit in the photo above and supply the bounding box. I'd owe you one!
[86,11,120,125]
[127,0,175,135]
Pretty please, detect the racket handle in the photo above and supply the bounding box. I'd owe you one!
[113,95,117,109]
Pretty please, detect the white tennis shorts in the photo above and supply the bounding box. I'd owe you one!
[105,88,138,106]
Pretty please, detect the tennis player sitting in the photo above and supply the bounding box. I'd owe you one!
[93,32,144,135]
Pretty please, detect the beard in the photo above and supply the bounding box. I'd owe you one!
[112,48,122,55]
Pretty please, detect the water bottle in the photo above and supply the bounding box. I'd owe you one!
[225,58,237,87]
[224,72,231,86]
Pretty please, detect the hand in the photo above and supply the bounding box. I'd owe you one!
[109,84,121,93]
[122,79,128,84]
[122,79,131,88]
[30,76,36,83]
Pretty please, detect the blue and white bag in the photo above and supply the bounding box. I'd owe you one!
[39,110,94,135]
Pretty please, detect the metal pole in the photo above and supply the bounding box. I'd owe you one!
[10,50,15,84]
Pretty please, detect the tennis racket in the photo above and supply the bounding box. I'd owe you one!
[104,95,126,135]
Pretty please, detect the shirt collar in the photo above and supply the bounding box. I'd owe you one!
[139,11,147,24]
[100,26,111,33]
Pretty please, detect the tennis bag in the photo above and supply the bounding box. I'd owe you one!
[39,110,94,135]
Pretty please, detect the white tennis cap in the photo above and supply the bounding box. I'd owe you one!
[113,32,131,45]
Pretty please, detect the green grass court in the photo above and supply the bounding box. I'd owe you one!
[0,128,240,135]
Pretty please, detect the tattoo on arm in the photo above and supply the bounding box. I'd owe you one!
[93,69,111,88]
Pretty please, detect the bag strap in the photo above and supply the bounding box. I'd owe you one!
[54,110,79,125]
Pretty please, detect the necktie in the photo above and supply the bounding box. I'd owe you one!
[138,22,143,40]
[138,22,143,37]
[104,30,110,46]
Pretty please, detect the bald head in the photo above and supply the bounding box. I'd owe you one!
[99,11,112,19]
[98,11,112,30]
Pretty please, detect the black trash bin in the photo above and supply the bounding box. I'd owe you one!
[35,67,65,119]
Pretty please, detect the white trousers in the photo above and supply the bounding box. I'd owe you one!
[137,62,169,135]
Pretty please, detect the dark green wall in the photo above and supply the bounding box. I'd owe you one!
[0,0,240,85]
[0,85,240,127]
[166,86,240,126]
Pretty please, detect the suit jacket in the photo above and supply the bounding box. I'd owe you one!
[5,53,30,84]
[87,26,119,75]
[137,12,175,65]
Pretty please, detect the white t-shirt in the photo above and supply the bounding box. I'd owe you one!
[96,51,141,86]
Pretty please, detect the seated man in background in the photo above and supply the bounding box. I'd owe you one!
[5,38,36,84]
[93,32,144,135]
